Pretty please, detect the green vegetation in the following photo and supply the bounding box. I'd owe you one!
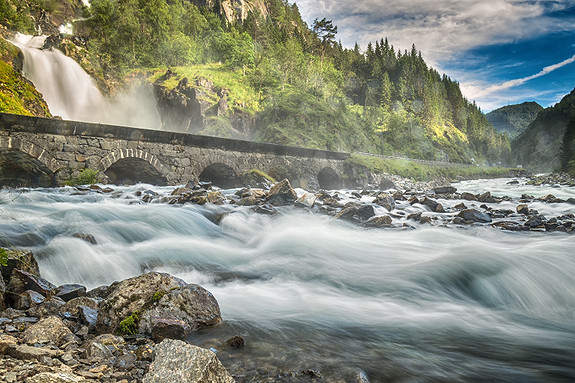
[560,117,575,177]
[0,247,8,266]
[117,311,140,335]
[486,102,543,139]
[65,168,102,186]
[152,291,165,302]
[1,0,512,172]
[0,38,52,117]
[346,153,513,181]
[512,87,575,172]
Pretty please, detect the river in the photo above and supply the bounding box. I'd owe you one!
[1,178,574,381]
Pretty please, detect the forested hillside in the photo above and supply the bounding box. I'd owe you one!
[512,87,575,172]
[0,0,511,165]
[486,102,543,139]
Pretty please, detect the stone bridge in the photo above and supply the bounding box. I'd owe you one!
[0,113,351,189]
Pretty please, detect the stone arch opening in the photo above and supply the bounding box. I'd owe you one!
[105,158,168,185]
[199,163,239,188]
[0,150,55,187]
[317,167,341,190]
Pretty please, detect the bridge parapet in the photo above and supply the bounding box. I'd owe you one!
[0,113,350,189]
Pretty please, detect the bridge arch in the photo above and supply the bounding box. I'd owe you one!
[0,136,61,187]
[98,148,168,185]
[199,162,239,189]
[317,167,341,190]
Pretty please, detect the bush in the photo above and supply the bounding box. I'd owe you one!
[66,168,102,186]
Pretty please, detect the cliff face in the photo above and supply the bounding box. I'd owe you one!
[190,0,269,23]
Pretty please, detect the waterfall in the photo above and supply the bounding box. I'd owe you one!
[10,33,160,129]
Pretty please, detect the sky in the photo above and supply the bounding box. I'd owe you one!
[293,0,575,112]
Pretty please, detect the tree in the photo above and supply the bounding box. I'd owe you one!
[312,17,337,67]
[560,117,575,173]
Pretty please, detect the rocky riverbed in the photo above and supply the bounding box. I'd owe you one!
[1,173,574,383]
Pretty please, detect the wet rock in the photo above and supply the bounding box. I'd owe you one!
[525,215,545,228]
[295,193,317,209]
[456,209,492,223]
[477,191,495,203]
[78,306,98,332]
[373,194,395,211]
[364,215,393,228]
[72,233,97,245]
[0,249,40,283]
[84,334,125,360]
[28,296,66,317]
[392,191,406,201]
[8,269,56,298]
[61,297,100,313]
[252,203,278,215]
[493,221,530,231]
[207,191,226,205]
[433,186,457,194]
[407,212,422,221]
[226,336,245,349]
[266,179,297,206]
[461,192,477,201]
[143,339,234,383]
[55,284,87,302]
[139,284,222,335]
[23,316,78,347]
[96,272,187,334]
[379,177,396,190]
[15,290,46,310]
[516,204,530,215]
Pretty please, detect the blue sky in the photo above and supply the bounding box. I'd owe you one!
[293,0,575,112]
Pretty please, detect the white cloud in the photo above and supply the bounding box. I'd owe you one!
[467,53,575,98]
[294,0,575,63]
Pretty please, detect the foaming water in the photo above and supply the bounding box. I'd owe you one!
[1,181,575,381]
[10,34,160,129]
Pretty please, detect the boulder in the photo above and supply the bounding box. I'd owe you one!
[456,209,492,223]
[151,318,191,342]
[8,344,62,360]
[22,316,78,347]
[15,290,46,310]
[54,284,87,302]
[96,272,186,334]
[525,215,545,228]
[27,296,66,317]
[143,339,234,383]
[516,204,530,215]
[61,296,100,313]
[139,284,222,336]
[295,193,317,209]
[461,192,477,201]
[83,334,124,360]
[374,194,395,211]
[266,179,297,206]
[0,249,40,284]
[364,215,393,228]
[7,269,55,297]
[79,306,98,332]
[72,233,97,245]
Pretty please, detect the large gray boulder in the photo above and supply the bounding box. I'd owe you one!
[266,179,297,206]
[96,272,187,334]
[139,284,222,337]
[143,339,234,383]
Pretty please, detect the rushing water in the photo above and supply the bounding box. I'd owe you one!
[10,34,160,129]
[1,179,575,382]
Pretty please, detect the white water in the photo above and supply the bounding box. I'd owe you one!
[10,34,160,129]
[1,179,574,381]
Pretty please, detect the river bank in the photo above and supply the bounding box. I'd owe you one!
[1,174,574,382]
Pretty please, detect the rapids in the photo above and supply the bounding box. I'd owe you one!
[1,179,574,381]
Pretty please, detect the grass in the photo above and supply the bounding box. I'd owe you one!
[146,63,261,115]
[346,153,516,182]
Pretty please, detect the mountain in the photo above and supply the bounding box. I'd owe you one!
[486,102,543,139]
[511,87,575,172]
[0,0,510,166]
